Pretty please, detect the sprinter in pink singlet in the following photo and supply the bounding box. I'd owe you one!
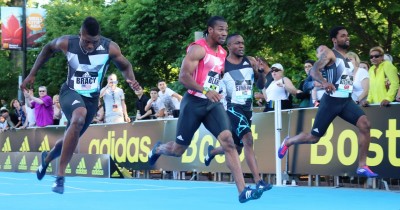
[147,16,263,203]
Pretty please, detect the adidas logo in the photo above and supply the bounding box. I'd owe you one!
[19,137,30,152]
[313,128,319,133]
[72,100,80,105]
[82,72,91,77]
[39,137,50,151]
[91,158,104,176]
[3,155,12,170]
[30,156,38,172]
[66,163,72,174]
[243,61,249,66]
[2,137,12,152]
[176,135,184,141]
[76,157,88,174]
[18,155,27,170]
[96,45,105,51]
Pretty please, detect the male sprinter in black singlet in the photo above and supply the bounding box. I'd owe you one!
[277,26,378,178]
[20,17,141,194]
[203,33,272,193]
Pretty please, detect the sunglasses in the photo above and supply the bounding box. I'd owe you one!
[39,90,46,92]
[369,54,382,59]
[271,69,282,72]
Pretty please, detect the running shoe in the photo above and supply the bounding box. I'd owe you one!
[278,136,290,159]
[204,145,215,166]
[256,180,273,192]
[52,176,65,194]
[238,186,262,203]
[36,151,49,180]
[148,141,162,166]
[356,166,378,178]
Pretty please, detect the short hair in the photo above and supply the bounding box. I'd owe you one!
[203,16,226,37]
[359,61,370,70]
[150,87,159,92]
[329,26,346,39]
[369,46,384,55]
[304,59,315,65]
[157,80,166,84]
[226,33,241,45]
[82,16,100,36]
[346,51,360,67]
[258,57,269,66]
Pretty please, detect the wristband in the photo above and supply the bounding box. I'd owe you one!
[202,87,210,95]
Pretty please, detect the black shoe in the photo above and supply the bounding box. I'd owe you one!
[204,145,215,166]
[238,186,262,203]
[148,141,162,166]
[36,151,49,180]
[52,176,65,194]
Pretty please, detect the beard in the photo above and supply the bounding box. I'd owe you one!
[338,43,350,50]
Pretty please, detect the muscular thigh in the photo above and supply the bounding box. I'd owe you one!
[227,106,252,147]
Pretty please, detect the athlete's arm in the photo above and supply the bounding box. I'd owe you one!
[310,45,336,93]
[179,44,205,92]
[109,41,140,91]
[247,56,259,80]
[21,36,68,91]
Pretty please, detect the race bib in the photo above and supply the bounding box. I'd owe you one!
[235,80,252,99]
[203,71,220,93]
[73,71,99,94]
[337,74,354,93]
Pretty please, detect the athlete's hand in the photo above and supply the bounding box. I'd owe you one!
[321,82,336,94]
[126,79,141,91]
[205,90,222,102]
[20,74,36,91]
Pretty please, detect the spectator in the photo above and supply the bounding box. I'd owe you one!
[10,99,28,128]
[145,87,165,119]
[255,57,273,110]
[92,100,104,124]
[157,80,182,118]
[0,107,15,129]
[134,87,153,120]
[296,59,315,107]
[359,61,370,71]
[346,52,369,104]
[100,73,130,123]
[362,46,399,107]
[24,98,36,127]
[263,63,301,111]
[0,115,8,133]
[24,86,54,127]
[1,99,8,109]
[53,94,62,125]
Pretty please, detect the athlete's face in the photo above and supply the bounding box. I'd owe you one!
[227,35,245,57]
[209,21,228,45]
[79,29,101,54]
[333,29,350,50]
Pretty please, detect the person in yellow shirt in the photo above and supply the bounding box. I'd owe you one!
[362,46,399,107]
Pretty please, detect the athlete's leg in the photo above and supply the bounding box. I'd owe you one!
[355,115,371,167]
[241,132,262,182]
[57,107,87,177]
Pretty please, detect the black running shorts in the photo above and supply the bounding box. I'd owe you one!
[227,106,252,147]
[311,94,365,137]
[175,93,231,146]
[59,84,99,136]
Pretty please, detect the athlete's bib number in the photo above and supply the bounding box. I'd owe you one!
[203,71,220,93]
[73,71,99,94]
[235,80,252,99]
[338,74,353,93]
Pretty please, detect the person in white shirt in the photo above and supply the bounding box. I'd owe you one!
[145,87,165,119]
[157,80,182,118]
[100,73,130,123]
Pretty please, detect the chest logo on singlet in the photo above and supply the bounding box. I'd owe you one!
[338,74,354,93]
[204,71,220,93]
